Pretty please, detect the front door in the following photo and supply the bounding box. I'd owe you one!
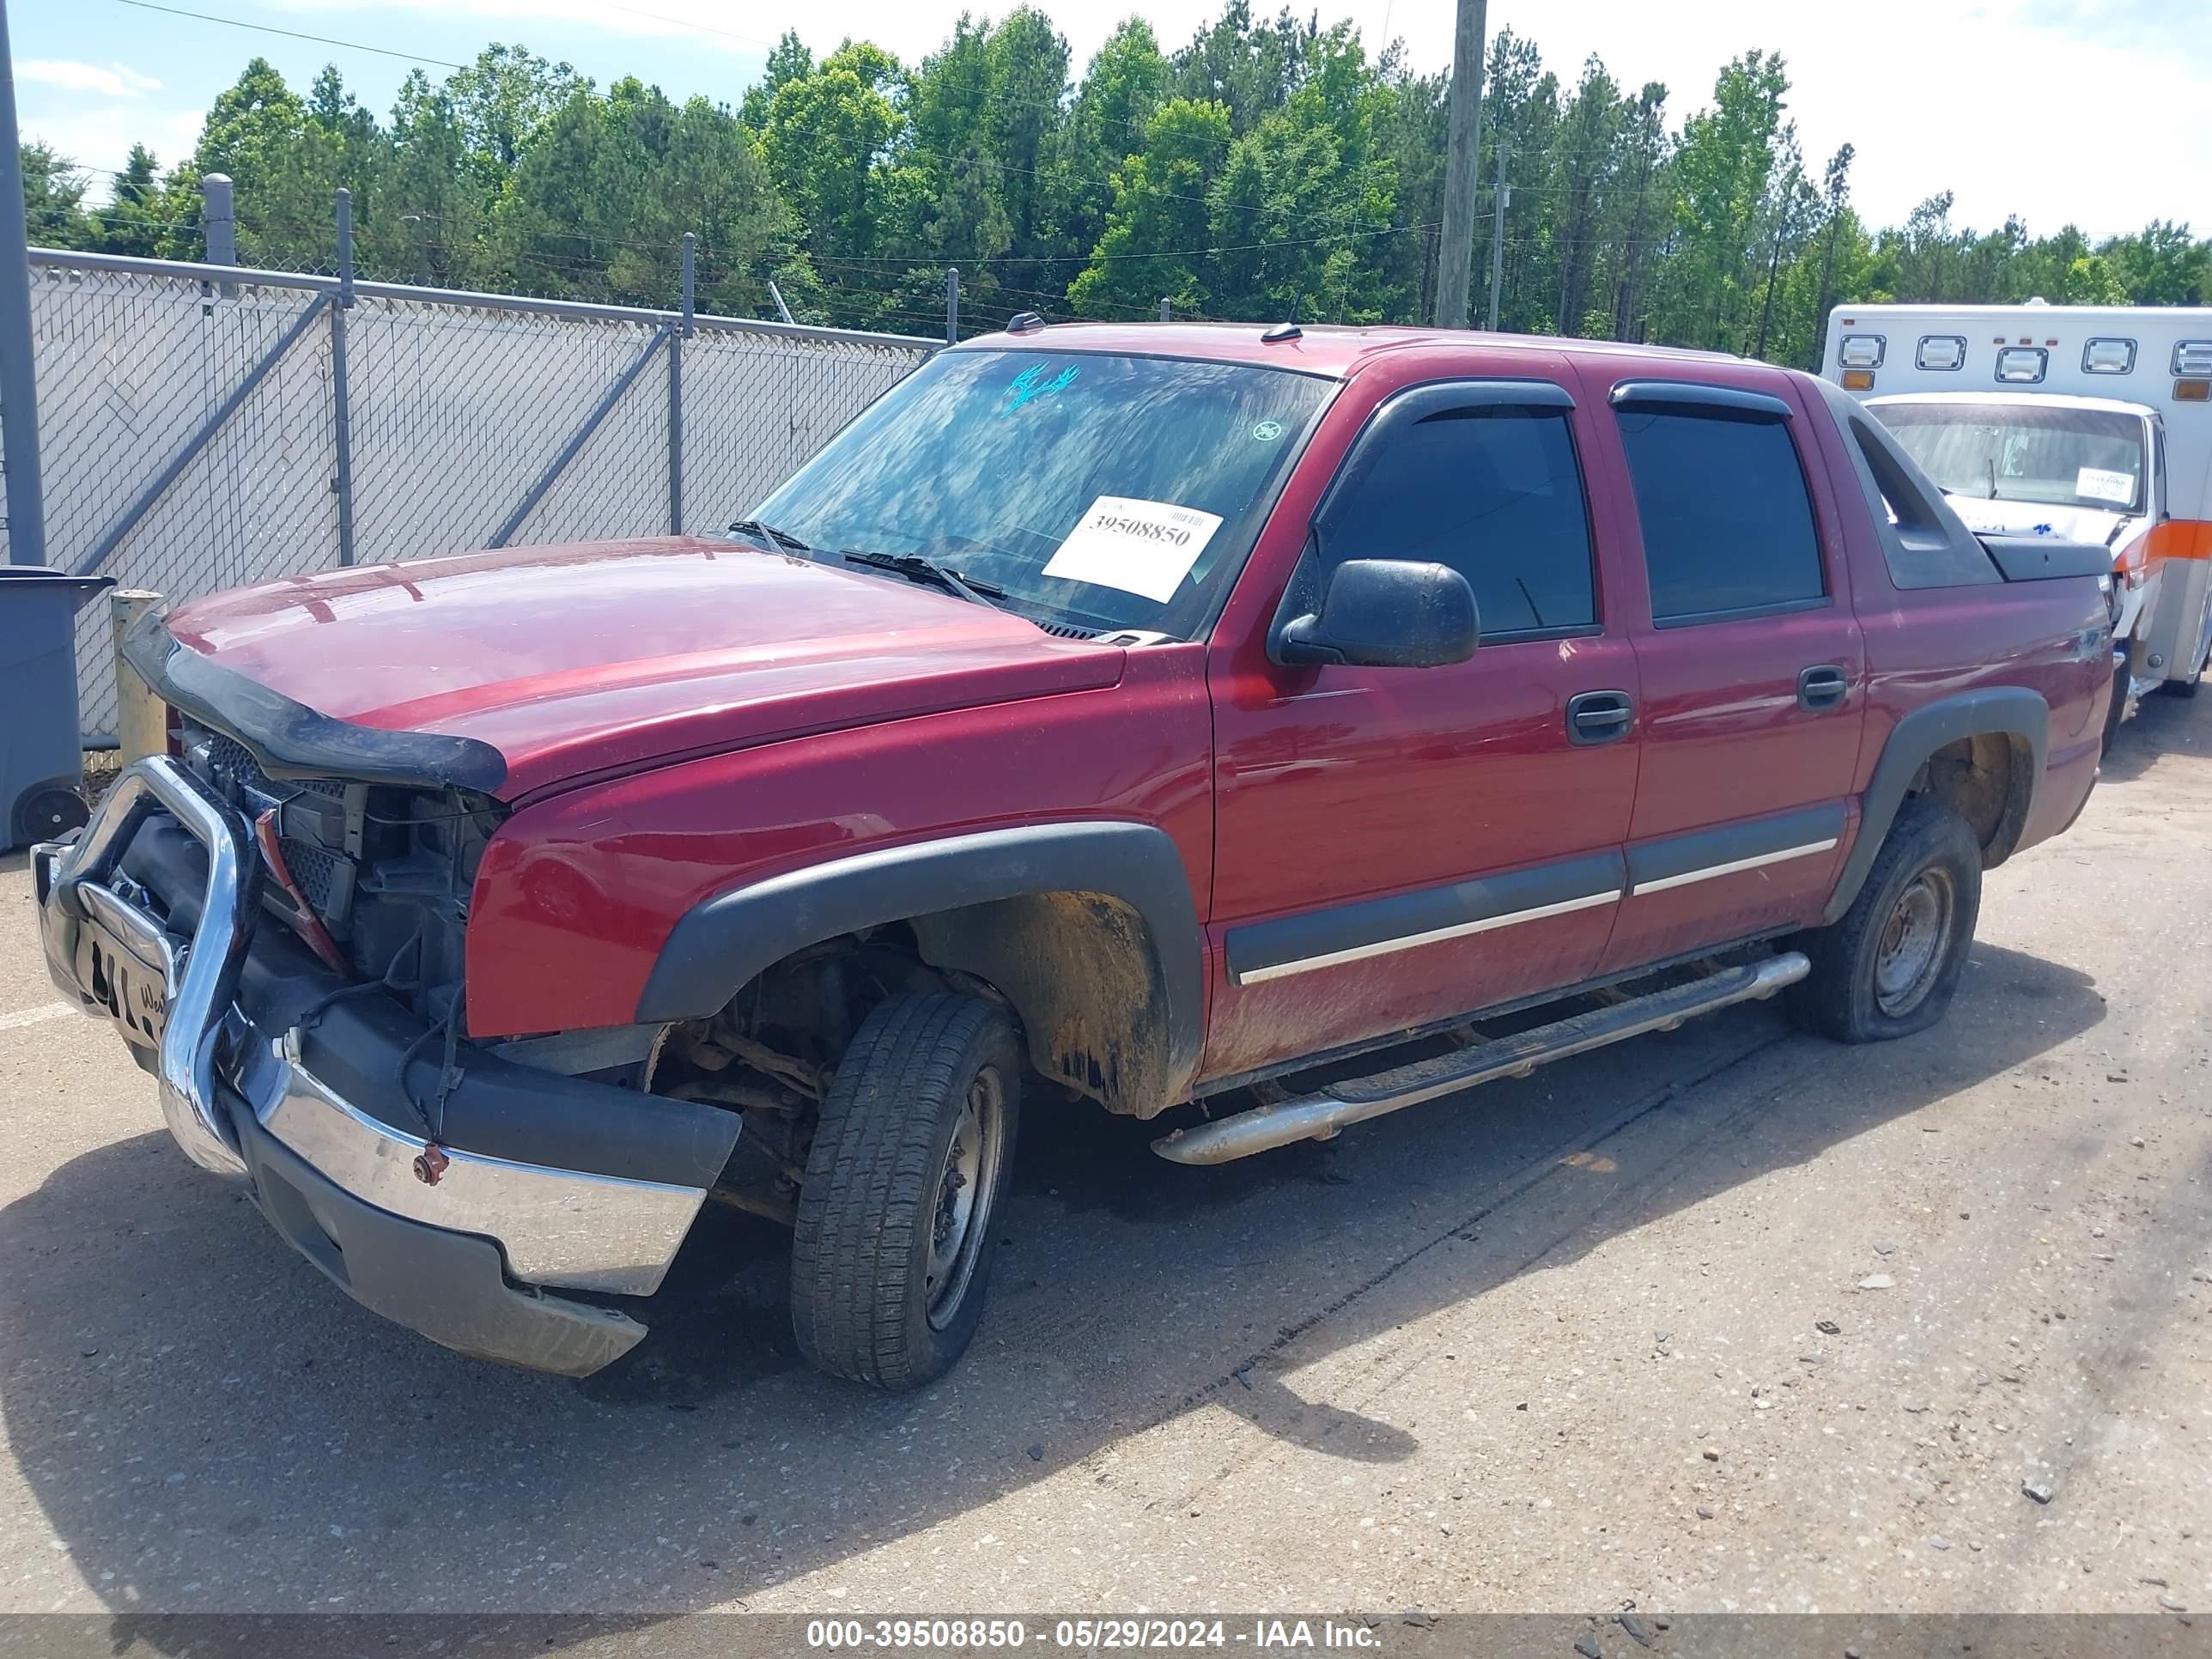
[1201,372,1641,1085]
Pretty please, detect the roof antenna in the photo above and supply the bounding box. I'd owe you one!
[1261,301,1302,344]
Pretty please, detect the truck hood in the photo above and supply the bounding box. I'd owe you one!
[1943,495,2133,550]
[160,538,1126,799]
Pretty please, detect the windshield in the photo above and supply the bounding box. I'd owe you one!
[744,348,1334,638]
[1871,402,2148,514]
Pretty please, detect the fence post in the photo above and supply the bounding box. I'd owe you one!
[201,173,235,300]
[1160,297,1170,322]
[331,188,357,568]
[110,588,167,762]
[0,0,49,565]
[946,267,959,345]
[670,232,694,535]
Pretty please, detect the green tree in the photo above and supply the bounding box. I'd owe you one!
[490,76,791,312]
[93,143,168,257]
[1037,20,1170,301]
[66,5,2212,348]
[763,44,905,326]
[451,44,582,180]
[1548,57,1623,339]
[1069,97,1231,318]
[20,142,94,248]
[1657,49,1790,350]
[2100,221,2208,304]
[1605,85,1669,340]
[740,31,814,131]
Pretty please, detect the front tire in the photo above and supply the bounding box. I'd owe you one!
[791,993,1020,1389]
[2104,660,2131,746]
[1788,800,1982,1043]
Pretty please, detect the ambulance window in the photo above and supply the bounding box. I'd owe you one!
[2083,338,2136,375]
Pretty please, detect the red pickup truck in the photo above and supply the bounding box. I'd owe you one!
[33,323,2113,1389]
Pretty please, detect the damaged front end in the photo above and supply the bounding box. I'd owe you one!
[31,624,743,1376]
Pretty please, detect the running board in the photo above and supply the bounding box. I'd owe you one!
[1152,951,1810,1166]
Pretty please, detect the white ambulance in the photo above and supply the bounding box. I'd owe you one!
[1821,304,2212,738]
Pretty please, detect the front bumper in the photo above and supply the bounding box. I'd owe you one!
[34,757,740,1376]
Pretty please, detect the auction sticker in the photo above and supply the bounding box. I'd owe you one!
[2077,465,2136,506]
[1042,495,1224,604]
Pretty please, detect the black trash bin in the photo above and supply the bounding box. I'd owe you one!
[1,568,115,851]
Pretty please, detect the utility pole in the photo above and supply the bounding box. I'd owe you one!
[1431,0,1487,328]
[1485,143,1510,331]
[0,0,46,563]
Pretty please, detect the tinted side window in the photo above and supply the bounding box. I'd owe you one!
[1318,405,1595,635]
[1616,409,1825,623]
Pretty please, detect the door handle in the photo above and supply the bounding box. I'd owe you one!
[1797,665,1849,711]
[1566,689,1634,745]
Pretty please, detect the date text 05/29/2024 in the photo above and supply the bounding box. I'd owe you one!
[804,1618,1386,1650]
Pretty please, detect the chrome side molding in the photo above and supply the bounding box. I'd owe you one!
[1153,951,1811,1165]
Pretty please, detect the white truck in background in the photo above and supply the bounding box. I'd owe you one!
[1821,304,2212,742]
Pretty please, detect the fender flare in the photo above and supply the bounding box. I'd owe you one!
[634,822,1206,1108]
[1824,687,2048,925]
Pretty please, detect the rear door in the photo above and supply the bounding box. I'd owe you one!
[1578,374,1868,976]
[1200,370,1641,1085]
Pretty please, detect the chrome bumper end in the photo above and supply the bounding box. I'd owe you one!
[36,756,255,1176]
[33,757,708,1346]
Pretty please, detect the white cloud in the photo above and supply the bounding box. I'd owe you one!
[19,59,165,98]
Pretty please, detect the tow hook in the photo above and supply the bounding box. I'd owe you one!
[412,1144,450,1186]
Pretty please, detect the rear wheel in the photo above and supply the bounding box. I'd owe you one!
[1787,800,1982,1043]
[790,993,1020,1390]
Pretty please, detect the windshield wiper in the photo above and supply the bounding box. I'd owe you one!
[839,549,1008,611]
[727,518,811,553]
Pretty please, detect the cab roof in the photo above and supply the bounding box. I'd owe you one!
[950,319,1741,380]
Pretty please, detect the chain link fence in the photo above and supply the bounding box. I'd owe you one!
[2,247,935,740]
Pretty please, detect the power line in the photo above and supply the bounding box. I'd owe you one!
[106,0,468,70]
[599,2,776,51]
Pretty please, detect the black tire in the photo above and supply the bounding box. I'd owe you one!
[1787,800,1982,1044]
[2103,661,2130,748]
[9,782,88,848]
[791,993,1020,1389]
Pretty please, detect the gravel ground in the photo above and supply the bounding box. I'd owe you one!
[1,696,2208,1626]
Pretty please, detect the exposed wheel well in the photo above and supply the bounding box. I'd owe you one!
[1907,730,2033,869]
[659,887,1181,1126]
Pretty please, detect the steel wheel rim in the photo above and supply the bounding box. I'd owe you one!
[1874,869,1953,1017]
[926,1066,1004,1329]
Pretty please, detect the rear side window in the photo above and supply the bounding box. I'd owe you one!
[1615,408,1825,623]
[1317,404,1596,636]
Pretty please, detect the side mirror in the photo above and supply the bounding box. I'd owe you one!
[1274,559,1479,669]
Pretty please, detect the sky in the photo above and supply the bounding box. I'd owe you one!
[12,0,2209,238]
